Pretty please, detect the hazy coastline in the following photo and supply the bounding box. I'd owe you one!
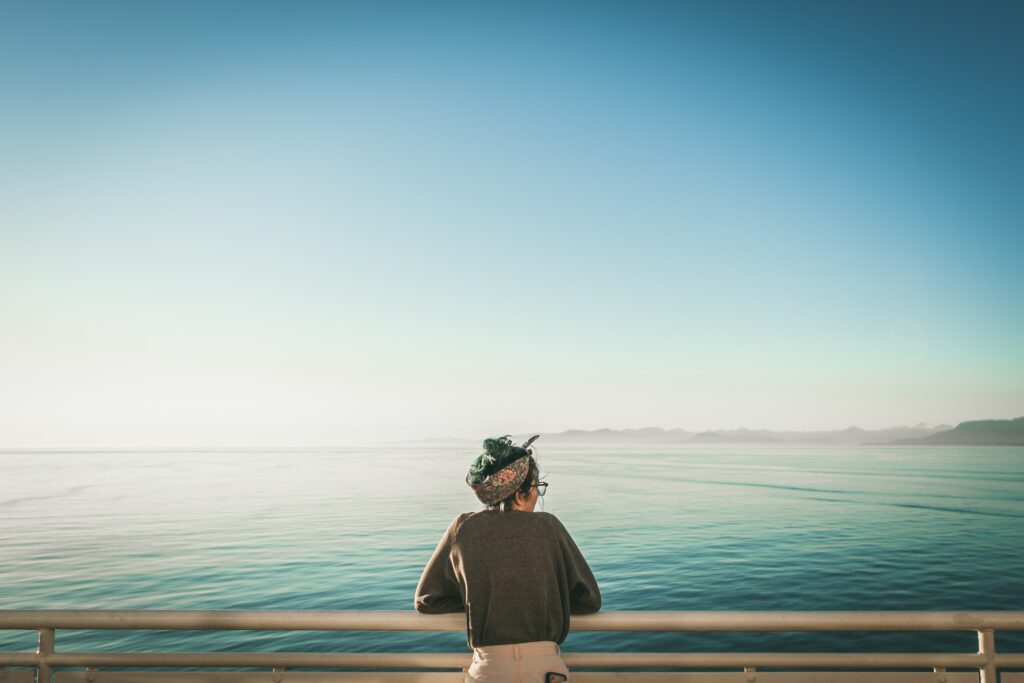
[407,417,1024,448]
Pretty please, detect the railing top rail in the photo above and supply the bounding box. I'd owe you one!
[1,610,1023,632]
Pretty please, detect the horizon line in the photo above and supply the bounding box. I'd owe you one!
[4,416,1022,450]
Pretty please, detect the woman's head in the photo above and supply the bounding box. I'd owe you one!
[466,435,542,512]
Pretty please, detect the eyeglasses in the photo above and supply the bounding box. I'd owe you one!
[532,481,548,497]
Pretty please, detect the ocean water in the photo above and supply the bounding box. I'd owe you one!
[1,446,1022,661]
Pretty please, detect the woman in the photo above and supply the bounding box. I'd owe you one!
[415,435,601,683]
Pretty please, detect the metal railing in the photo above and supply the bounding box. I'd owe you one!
[1,610,1023,682]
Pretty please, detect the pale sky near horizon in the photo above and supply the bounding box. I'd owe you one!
[2,1,1022,447]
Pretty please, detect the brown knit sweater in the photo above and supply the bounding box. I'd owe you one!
[414,509,601,648]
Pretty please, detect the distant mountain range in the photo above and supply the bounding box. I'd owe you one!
[888,417,1024,446]
[410,417,1024,447]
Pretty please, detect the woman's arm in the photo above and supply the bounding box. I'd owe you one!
[547,514,602,614]
[564,532,602,614]
[413,515,466,614]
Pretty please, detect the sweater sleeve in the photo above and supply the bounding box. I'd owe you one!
[414,515,466,614]
[548,514,602,615]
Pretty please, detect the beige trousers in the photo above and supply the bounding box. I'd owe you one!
[465,640,570,683]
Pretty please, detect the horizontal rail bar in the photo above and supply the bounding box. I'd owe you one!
[0,651,997,669]
[2,611,1023,632]
[567,652,991,668]
[996,653,1024,667]
[13,652,468,668]
[52,674,985,683]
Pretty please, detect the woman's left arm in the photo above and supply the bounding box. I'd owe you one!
[547,514,602,615]
[414,515,466,613]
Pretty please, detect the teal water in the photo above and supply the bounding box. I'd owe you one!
[1,446,1022,658]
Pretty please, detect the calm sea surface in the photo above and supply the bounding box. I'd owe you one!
[2,446,1023,658]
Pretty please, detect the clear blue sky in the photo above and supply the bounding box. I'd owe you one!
[1,1,1021,446]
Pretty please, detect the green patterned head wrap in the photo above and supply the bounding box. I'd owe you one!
[466,435,540,505]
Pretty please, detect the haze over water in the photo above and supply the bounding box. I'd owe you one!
[2,446,1022,657]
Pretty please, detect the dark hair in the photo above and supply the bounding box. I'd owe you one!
[468,436,541,513]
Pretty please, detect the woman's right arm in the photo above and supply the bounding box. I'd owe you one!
[413,515,467,614]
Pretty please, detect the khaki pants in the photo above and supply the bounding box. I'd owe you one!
[465,640,570,682]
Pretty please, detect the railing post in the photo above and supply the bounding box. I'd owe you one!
[37,627,54,683]
[977,628,996,683]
